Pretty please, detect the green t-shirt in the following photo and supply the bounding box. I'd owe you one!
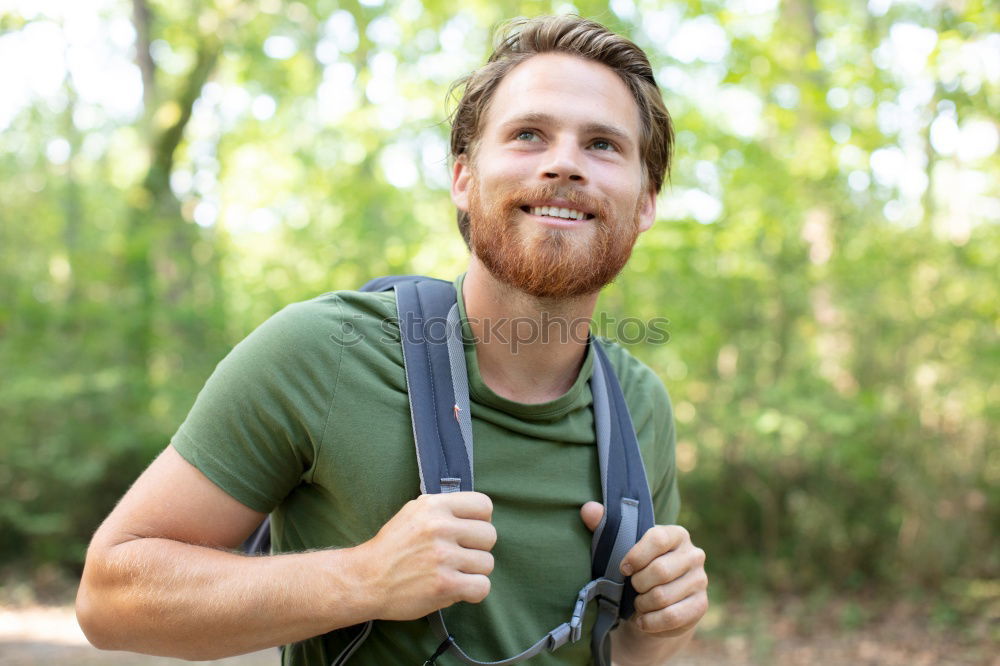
[171,274,679,666]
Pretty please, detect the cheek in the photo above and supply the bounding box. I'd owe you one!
[590,163,641,197]
[481,150,537,179]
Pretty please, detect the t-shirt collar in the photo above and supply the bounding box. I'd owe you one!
[452,272,595,421]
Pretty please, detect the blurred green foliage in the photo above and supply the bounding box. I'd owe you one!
[0,0,996,604]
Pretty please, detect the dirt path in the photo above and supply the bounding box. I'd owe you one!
[0,606,274,665]
[0,603,994,665]
[1,641,276,666]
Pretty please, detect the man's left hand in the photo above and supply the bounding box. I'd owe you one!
[580,502,708,637]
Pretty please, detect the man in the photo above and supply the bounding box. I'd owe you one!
[77,15,707,665]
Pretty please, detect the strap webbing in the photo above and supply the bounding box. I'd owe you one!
[394,280,473,494]
[426,578,624,666]
[587,497,639,666]
[589,341,655,621]
[589,347,613,558]
[590,599,619,666]
[446,303,474,485]
[319,276,654,666]
[422,324,645,666]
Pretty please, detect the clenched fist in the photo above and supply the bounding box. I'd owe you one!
[355,492,497,621]
[581,501,707,637]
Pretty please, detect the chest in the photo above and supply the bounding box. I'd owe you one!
[274,344,605,664]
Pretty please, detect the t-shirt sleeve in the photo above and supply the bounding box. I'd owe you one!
[170,296,345,513]
[646,378,681,525]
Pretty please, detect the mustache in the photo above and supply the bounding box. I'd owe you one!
[502,184,610,220]
[467,178,641,299]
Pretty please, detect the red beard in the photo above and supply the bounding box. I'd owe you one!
[467,181,642,299]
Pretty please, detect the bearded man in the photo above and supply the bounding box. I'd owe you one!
[77,15,708,666]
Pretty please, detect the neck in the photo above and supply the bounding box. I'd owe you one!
[462,256,599,404]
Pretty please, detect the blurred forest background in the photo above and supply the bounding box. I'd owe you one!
[0,0,997,654]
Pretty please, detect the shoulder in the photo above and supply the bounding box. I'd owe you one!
[199,289,400,392]
[594,338,679,515]
[268,288,397,333]
[594,337,675,474]
[594,337,673,424]
[239,289,397,354]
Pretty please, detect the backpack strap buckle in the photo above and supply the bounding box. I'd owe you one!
[569,577,625,643]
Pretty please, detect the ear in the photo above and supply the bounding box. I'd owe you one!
[451,155,472,212]
[637,189,657,233]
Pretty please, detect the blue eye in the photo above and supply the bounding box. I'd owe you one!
[592,140,614,151]
[516,130,538,141]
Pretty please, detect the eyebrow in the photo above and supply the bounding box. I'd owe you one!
[498,112,635,149]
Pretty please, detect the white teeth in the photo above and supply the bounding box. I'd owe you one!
[529,206,586,220]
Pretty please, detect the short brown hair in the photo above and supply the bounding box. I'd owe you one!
[449,15,674,247]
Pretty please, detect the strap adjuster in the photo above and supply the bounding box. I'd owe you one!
[569,615,583,644]
[570,577,625,641]
[545,623,572,651]
[569,587,588,642]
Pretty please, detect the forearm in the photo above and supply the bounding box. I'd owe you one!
[610,618,695,666]
[77,537,374,660]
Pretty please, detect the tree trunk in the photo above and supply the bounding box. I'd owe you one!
[123,0,220,417]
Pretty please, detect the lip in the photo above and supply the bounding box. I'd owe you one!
[520,208,590,228]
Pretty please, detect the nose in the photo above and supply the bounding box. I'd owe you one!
[538,137,586,183]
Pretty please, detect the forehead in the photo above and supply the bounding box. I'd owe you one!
[483,53,642,141]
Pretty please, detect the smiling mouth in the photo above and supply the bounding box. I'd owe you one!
[521,205,595,221]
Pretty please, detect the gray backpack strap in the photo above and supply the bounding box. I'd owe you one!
[317,276,653,666]
[422,337,648,666]
[394,279,474,494]
[589,340,655,617]
[446,302,474,484]
[424,577,624,666]
[586,344,650,666]
[328,276,465,666]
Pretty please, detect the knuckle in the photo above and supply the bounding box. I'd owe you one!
[651,557,672,581]
[650,527,671,550]
[632,577,653,596]
[693,547,706,566]
[466,576,491,603]
[673,525,690,542]
[478,576,492,601]
[696,593,709,616]
[431,569,455,599]
[430,517,455,539]
[429,541,452,565]
[696,570,709,589]
[652,585,672,610]
[660,605,681,629]
[422,517,443,539]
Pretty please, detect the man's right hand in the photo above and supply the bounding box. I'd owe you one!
[354,492,496,621]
